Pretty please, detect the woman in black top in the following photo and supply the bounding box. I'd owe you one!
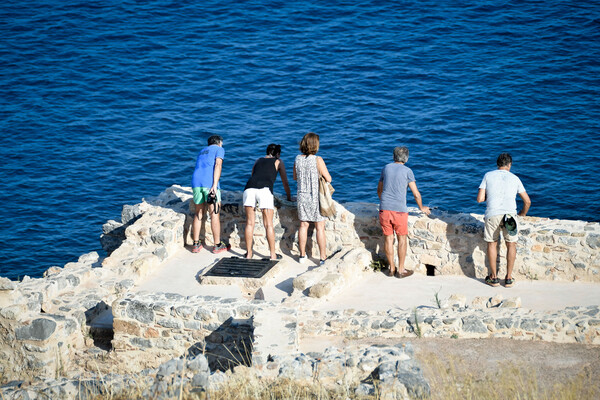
[243,144,291,260]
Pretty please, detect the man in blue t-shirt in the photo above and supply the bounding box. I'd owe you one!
[377,146,431,279]
[191,135,229,254]
[477,153,531,288]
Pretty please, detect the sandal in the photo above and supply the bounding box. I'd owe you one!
[384,268,396,277]
[505,277,515,287]
[395,269,414,279]
[485,275,500,287]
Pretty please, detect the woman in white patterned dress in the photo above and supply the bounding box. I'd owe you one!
[293,132,332,265]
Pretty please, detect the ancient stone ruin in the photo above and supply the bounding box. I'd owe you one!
[1,185,599,398]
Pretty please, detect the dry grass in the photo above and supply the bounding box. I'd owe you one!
[12,361,600,400]
[81,374,376,400]
[5,339,599,400]
[205,375,371,400]
[419,351,600,400]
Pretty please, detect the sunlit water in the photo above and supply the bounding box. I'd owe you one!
[1,1,599,279]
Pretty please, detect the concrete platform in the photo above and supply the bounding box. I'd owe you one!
[134,246,600,312]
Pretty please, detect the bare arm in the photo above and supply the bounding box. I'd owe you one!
[316,156,332,182]
[477,188,486,203]
[276,159,292,201]
[377,181,383,199]
[408,181,431,215]
[210,158,223,194]
[518,191,531,216]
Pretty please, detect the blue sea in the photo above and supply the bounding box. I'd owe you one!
[1,1,599,280]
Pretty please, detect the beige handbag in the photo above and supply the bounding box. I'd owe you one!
[319,176,336,217]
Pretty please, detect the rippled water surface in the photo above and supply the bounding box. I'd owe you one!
[1,1,599,279]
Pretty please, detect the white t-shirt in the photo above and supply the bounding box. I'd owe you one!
[479,169,526,218]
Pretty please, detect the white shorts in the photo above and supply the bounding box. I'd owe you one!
[243,188,274,209]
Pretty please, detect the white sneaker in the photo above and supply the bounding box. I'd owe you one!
[298,255,307,264]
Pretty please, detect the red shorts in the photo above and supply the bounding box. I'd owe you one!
[379,210,408,236]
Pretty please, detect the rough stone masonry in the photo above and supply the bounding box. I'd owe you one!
[0,185,598,397]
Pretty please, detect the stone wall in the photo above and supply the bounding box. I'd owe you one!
[0,253,108,380]
[299,304,600,345]
[345,202,600,282]
[111,292,295,373]
[1,184,599,382]
[144,185,600,282]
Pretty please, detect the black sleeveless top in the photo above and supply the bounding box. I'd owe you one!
[244,157,278,193]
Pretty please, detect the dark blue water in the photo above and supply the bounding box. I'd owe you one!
[1,1,599,280]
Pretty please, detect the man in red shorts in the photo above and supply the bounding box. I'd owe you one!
[377,146,431,278]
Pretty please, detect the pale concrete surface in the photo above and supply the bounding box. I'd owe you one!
[134,246,316,302]
[135,246,600,312]
[312,274,600,312]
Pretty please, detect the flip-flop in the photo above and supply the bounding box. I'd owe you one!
[263,254,283,261]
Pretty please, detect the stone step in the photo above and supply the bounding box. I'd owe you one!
[251,308,298,367]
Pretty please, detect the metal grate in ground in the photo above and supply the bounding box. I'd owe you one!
[203,257,279,279]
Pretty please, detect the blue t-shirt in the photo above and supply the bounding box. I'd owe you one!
[192,145,225,188]
[379,163,415,212]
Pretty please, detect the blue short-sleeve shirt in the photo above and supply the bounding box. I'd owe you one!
[192,145,225,188]
[379,163,415,212]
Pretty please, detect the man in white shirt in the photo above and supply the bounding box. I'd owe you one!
[477,153,531,287]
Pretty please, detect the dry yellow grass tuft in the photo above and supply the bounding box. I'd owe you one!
[419,351,600,400]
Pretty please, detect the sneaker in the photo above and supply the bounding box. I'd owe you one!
[319,258,327,266]
[505,277,515,287]
[298,255,307,264]
[192,242,203,253]
[485,275,500,287]
[212,241,230,254]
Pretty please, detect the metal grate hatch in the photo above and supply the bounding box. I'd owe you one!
[203,257,279,279]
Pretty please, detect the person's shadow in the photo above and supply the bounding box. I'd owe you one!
[272,196,305,259]
[347,201,383,261]
[430,208,486,281]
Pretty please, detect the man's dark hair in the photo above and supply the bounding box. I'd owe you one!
[208,135,223,146]
[497,152,512,167]
[266,143,281,157]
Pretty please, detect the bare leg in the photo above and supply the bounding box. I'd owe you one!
[487,241,498,278]
[208,203,221,245]
[298,221,309,257]
[506,241,517,279]
[262,208,276,259]
[315,220,327,260]
[192,203,204,243]
[397,234,408,273]
[384,234,396,274]
[244,206,255,258]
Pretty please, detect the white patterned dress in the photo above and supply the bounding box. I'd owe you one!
[295,154,325,222]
